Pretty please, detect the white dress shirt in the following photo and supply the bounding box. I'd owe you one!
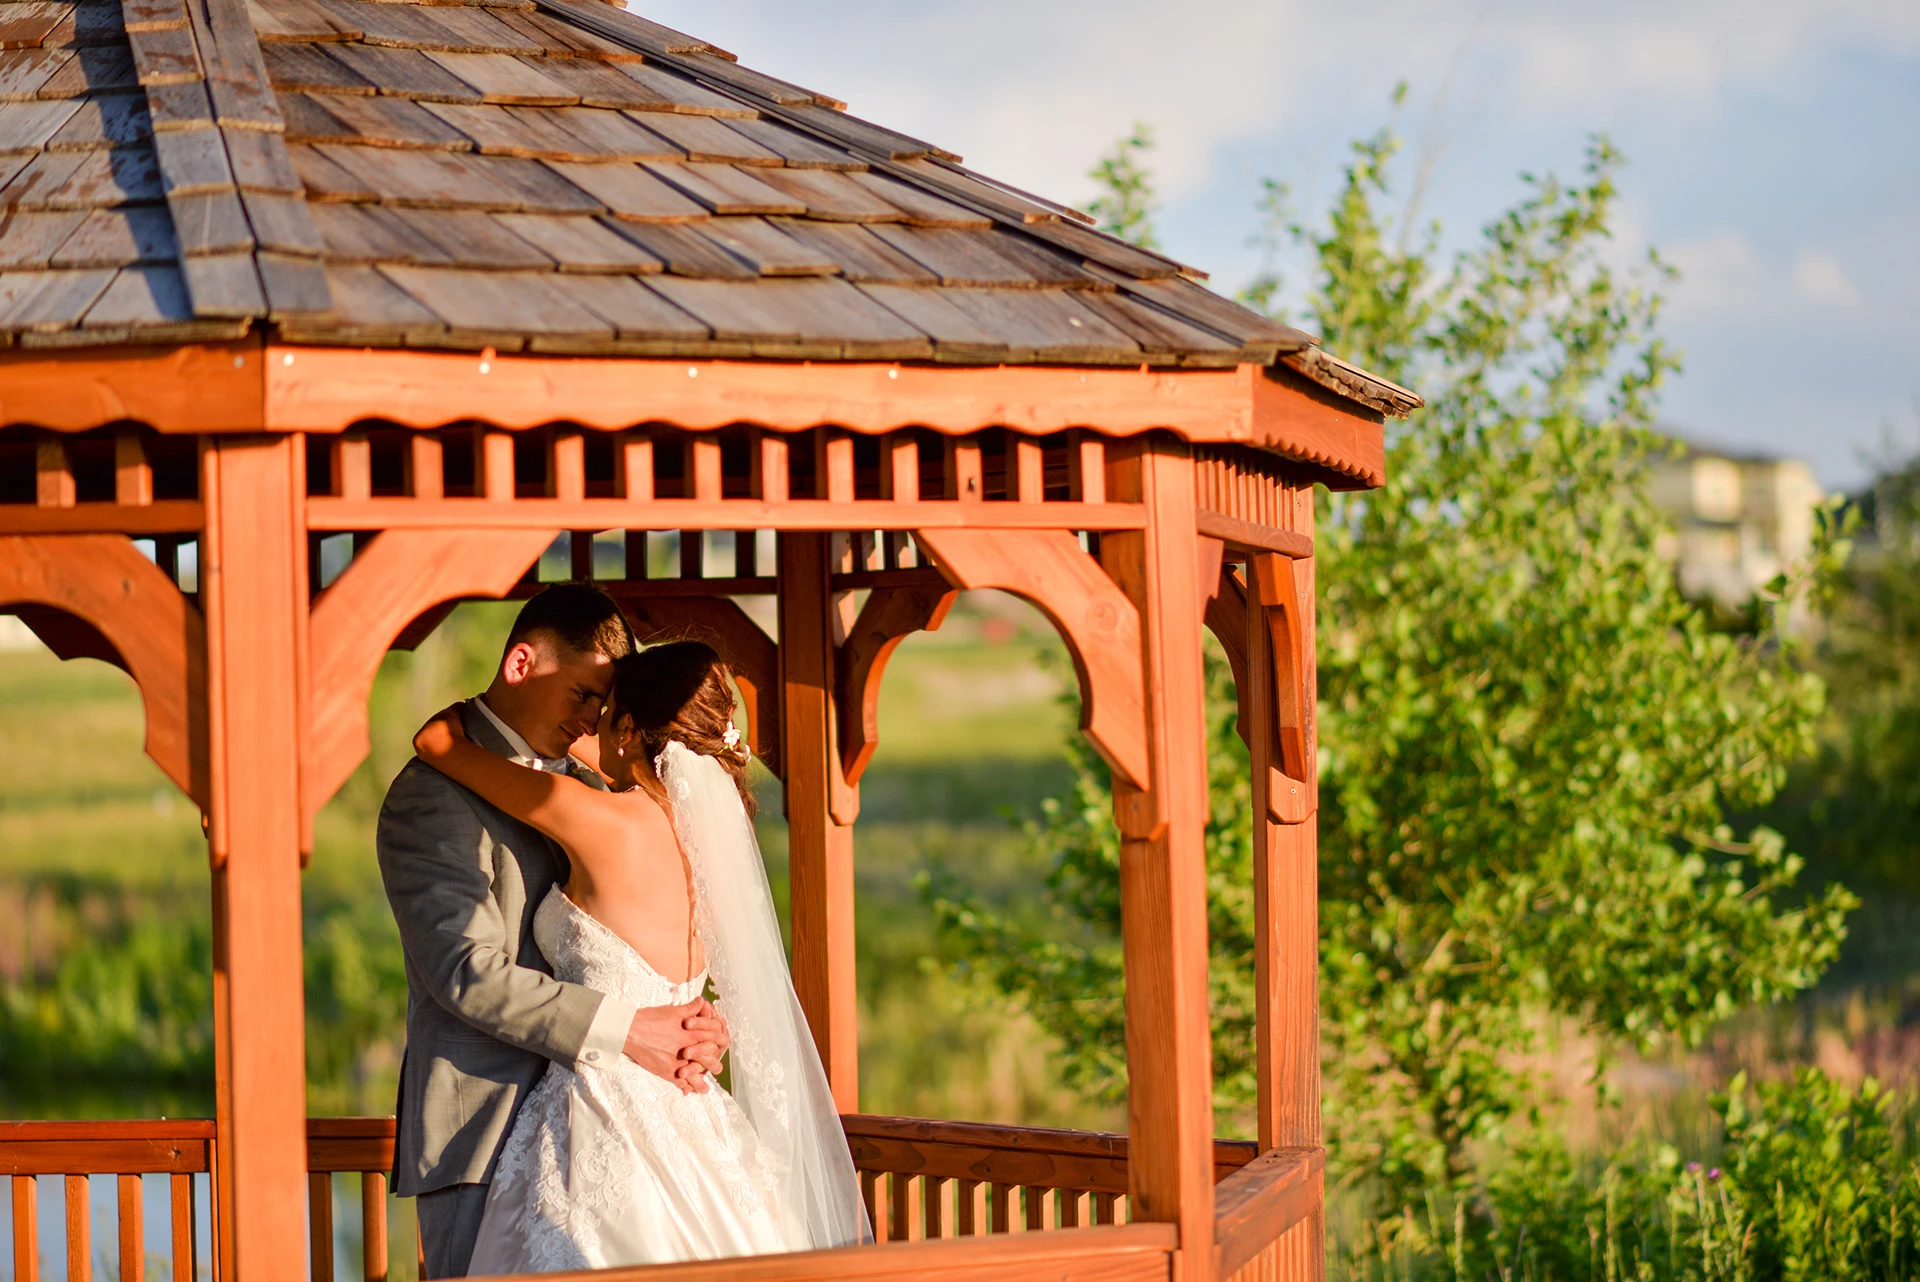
[473,697,639,1070]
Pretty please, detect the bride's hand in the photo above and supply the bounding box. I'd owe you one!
[679,999,729,1085]
[412,705,468,759]
[626,998,717,1093]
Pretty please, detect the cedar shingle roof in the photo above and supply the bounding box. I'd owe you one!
[0,0,1419,416]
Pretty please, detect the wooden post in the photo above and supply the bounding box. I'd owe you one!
[1250,488,1324,1281]
[1101,436,1216,1279]
[203,436,310,1282]
[777,531,859,1111]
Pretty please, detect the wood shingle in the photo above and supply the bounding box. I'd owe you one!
[0,0,1418,407]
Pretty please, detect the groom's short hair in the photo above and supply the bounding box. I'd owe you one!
[503,583,633,664]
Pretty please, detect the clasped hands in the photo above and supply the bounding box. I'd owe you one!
[626,998,729,1094]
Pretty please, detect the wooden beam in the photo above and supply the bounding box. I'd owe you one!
[0,341,266,434]
[837,583,957,785]
[305,497,1149,533]
[1211,1148,1324,1277]
[914,529,1148,791]
[613,593,782,780]
[778,531,859,1111]
[0,502,204,536]
[0,535,208,806]
[202,435,309,1282]
[1250,553,1313,821]
[306,529,558,834]
[1194,511,1312,560]
[1100,438,1217,1278]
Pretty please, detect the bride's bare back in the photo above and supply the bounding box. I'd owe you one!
[413,708,706,984]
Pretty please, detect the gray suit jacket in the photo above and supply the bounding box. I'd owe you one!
[377,701,612,1196]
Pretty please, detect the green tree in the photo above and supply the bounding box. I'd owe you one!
[1085,122,1160,250]
[926,122,1853,1208]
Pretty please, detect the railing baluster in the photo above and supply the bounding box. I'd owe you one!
[987,1183,1012,1234]
[888,1172,914,1241]
[946,437,983,502]
[1094,1191,1119,1225]
[552,431,586,502]
[1060,1188,1087,1228]
[337,433,372,502]
[754,431,789,503]
[1012,434,1044,503]
[858,1170,878,1239]
[64,1175,89,1282]
[116,431,154,505]
[689,436,723,502]
[734,529,758,577]
[12,1174,38,1282]
[170,1174,194,1282]
[955,1178,981,1237]
[408,433,443,500]
[821,432,855,504]
[922,1174,948,1240]
[883,433,919,503]
[571,531,595,579]
[1023,1185,1048,1232]
[361,1171,388,1282]
[680,527,705,578]
[481,431,515,502]
[36,438,75,508]
[117,1175,143,1282]
[310,1172,334,1282]
[1068,431,1105,504]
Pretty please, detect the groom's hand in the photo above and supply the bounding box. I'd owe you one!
[624,999,713,1093]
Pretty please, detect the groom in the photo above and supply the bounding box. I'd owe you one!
[378,583,729,1279]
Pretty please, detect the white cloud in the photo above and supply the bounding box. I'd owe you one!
[1666,229,1767,313]
[1790,250,1862,308]
[643,0,1920,207]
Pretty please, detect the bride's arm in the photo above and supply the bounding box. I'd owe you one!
[413,707,621,857]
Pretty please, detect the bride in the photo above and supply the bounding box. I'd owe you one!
[410,640,870,1273]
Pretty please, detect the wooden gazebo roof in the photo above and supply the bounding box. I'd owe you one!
[0,0,1415,460]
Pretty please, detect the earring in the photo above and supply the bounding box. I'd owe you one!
[617,746,625,757]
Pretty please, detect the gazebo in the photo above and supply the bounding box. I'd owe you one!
[0,0,1418,1276]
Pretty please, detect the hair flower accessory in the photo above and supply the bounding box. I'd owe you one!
[723,725,743,754]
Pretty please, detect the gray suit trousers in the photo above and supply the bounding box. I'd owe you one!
[417,1182,491,1280]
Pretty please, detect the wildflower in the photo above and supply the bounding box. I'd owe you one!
[1686,1162,1702,1174]
[1707,1168,1722,1183]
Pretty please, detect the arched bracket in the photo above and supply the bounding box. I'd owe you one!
[611,593,782,781]
[1205,555,1316,823]
[0,535,208,808]
[914,528,1149,791]
[307,528,559,841]
[837,582,958,786]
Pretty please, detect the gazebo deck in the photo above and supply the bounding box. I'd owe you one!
[2,1114,1320,1281]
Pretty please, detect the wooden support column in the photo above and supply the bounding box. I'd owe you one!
[1101,436,1216,1279]
[778,531,859,1111]
[202,436,309,1282]
[1248,500,1323,1281]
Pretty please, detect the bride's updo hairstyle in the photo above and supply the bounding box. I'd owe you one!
[612,639,756,817]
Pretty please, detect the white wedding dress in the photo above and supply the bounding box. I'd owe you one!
[467,744,868,1275]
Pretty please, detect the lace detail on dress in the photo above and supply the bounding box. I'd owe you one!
[465,888,806,1274]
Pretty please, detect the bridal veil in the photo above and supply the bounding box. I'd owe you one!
[656,740,872,1251]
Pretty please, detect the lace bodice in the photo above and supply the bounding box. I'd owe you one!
[535,886,707,1009]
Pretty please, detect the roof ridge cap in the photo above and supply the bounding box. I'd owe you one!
[130,0,329,319]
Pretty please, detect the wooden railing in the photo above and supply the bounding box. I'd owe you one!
[1,1119,213,1282]
[3,1116,1321,1281]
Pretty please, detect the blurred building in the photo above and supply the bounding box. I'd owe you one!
[1650,438,1824,608]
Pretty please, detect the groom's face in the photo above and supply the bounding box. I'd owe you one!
[500,638,616,758]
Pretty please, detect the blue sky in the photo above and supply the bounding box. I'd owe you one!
[646,0,1918,491]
